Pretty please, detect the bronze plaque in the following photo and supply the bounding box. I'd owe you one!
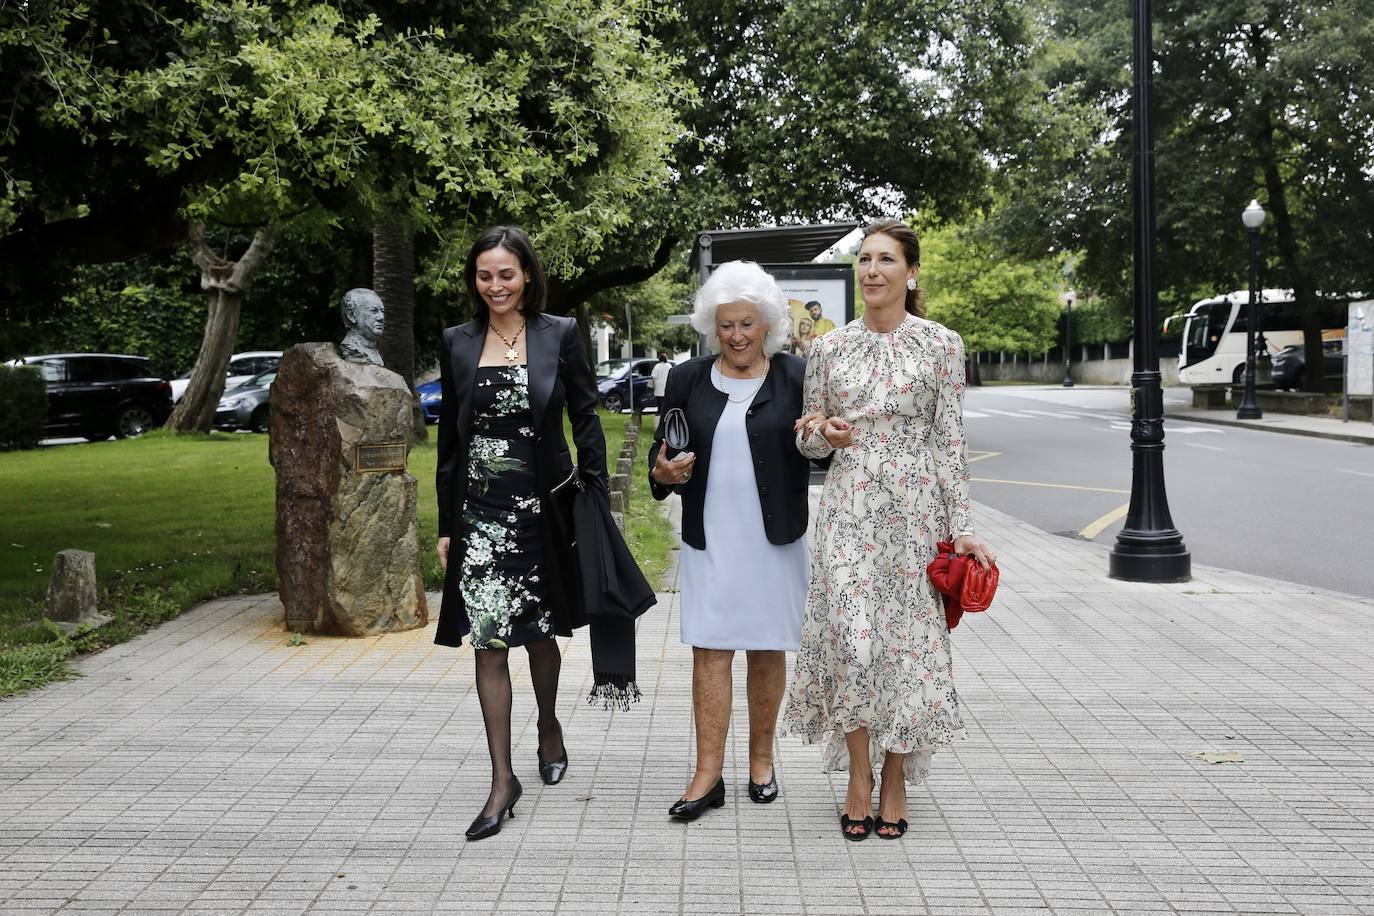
[355,442,408,473]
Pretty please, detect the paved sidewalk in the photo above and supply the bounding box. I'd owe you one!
[2,499,1373,916]
[1168,406,1374,445]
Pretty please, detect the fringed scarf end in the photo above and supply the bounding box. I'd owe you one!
[586,676,641,711]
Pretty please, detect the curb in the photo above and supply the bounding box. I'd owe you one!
[1171,411,1374,445]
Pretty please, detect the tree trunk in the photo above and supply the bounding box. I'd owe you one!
[1250,26,1324,394]
[966,355,983,386]
[373,217,427,442]
[166,223,280,433]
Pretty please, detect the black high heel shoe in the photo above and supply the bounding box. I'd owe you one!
[668,777,725,821]
[748,769,778,804]
[537,747,568,785]
[465,779,522,841]
[537,725,568,786]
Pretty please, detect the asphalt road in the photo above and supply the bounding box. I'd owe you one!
[960,385,1374,598]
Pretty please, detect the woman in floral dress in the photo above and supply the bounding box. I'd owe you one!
[435,226,608,841]
[783,219,997,840]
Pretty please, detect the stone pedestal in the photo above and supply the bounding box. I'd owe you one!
[270,343,427,636]
[44,549,111,633]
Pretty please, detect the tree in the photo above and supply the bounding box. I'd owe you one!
[2,0,686,422]
[921,223,1062,362]
[166,223,279,432]
[993,0,1374,392]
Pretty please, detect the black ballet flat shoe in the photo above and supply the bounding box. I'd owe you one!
[668,778,726,822]
[537,747,568,785]
[465,780,522,841]
[747,770,779,804]
[874,816,909,839]
[839,813,873,841]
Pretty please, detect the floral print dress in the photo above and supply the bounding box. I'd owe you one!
[782,314,974,784]
[459,365,551,649]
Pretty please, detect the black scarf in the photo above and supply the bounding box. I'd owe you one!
[571,485,656,708]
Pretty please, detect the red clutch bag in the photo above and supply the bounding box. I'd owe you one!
[926,541,999,631]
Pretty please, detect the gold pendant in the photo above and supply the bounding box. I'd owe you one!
[505,347,519,362]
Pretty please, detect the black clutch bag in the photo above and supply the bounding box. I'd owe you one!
[662,407,689,452]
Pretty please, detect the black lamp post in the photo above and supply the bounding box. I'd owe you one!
[1108,0,1191,582]
[1236,199,1267,419]
[1062,289,1075,387]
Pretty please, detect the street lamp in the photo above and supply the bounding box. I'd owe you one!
[1236,199,1267,419]
[1063,287,1075,388]
[1108,0,1191,582]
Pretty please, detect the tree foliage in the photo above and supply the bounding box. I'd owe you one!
[0,0,685,309]
[921,224,1062,354]
[992,0,1374,386]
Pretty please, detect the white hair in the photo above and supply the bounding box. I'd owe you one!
[691,260,792,356]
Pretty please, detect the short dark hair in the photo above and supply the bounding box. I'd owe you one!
[464,225,548,320]
[862,219,925,317]
[657,351,668,361]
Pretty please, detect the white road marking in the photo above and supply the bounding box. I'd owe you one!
[1184,442,1225,451]
[983,409,1039,418]
[963,410,992,418]
[1337,468,1374,479]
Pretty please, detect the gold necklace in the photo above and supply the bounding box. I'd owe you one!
[490,320,527,363]
[714,355,769,403]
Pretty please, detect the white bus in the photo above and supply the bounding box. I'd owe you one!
[1176,290,1348,386]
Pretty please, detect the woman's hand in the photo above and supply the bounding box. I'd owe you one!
[651,447,696,486]
[794,411,826,436]
[819,417,853,449]
[953,534,996,570]
[437,536,450,571]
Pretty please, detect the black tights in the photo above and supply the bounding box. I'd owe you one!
[473,639,566,816]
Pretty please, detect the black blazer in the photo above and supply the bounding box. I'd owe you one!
[647,352,822,551]
[435,313,607,647]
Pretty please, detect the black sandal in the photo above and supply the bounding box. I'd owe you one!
[874,816,908,839]
[839,813,874,841]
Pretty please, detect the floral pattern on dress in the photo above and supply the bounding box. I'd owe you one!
[460,365,551,649]
[782,314,974,785]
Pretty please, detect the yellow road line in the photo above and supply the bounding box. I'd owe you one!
[1080,501,1131,540]
[968,450,1001,464]
[972,477,1129,494]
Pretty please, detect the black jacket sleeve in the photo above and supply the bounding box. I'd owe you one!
[559,318,608,495]
[435,329,461,538]
[646,362,683,501]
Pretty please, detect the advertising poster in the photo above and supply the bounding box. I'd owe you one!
[1349,301,1373,397]
[768,271,853,358]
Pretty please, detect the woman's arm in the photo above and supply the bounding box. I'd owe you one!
[932,330,973,540]
[559,318,608,495]
[796,334,837,459]
[436,333,461,538]
[647,364,693,500]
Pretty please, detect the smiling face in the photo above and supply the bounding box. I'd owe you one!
[474,246,529,318]
[857,232,917,312]
[715,299,768,371]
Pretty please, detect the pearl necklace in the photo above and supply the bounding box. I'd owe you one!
[714,355,769,403]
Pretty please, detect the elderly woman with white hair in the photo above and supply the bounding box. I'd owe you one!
[647,260,821,821]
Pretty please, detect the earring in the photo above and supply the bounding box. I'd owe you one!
[906,278,917,291]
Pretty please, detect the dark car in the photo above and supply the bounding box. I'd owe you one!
[597,357,661,412]
[14,353,172,441]
[417,378,442,423]
[213,370,276,433]
[1270,340,1344,390]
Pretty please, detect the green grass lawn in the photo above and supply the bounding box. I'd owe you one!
[0,412,671,698]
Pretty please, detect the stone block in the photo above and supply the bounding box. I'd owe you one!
[270,343,427,636]
[1190,385,1227,409]
[44,549,111,632]
[609,490,625,515]
[616,457,632,478]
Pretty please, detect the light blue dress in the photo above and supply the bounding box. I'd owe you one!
[678,366,809,650]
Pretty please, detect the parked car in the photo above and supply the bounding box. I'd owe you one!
[597,357,662,412]
[171,350,282,403]
[11,353,172,440]
[1270,340,1344,390]
[417,378,442,423]
[213,369,276,432]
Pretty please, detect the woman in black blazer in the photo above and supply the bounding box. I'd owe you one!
[435,225,607,840]
[648,260,822,821]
